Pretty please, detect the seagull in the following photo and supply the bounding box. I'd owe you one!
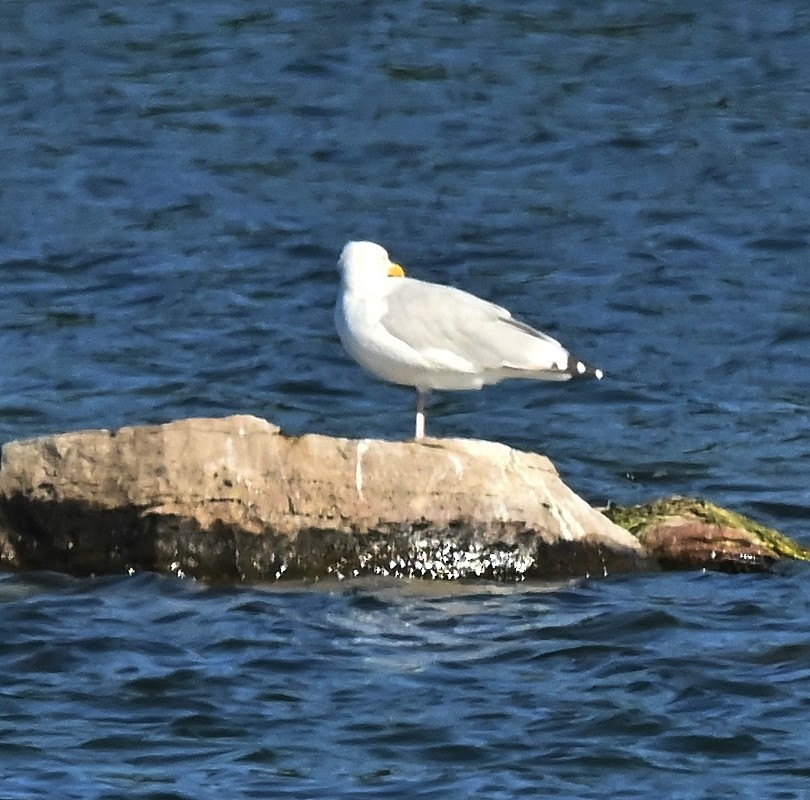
[335,240,602,439]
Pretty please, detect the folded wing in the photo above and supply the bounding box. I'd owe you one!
[381,279,582,383]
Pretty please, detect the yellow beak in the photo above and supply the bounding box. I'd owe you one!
[388,262,405,278]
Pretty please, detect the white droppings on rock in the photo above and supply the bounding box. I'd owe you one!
[355,440,369,496]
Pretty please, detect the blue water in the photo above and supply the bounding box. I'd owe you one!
[3,571,810,799]
[2,1,810,796]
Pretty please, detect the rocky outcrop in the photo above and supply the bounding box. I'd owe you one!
[0,415,650,582]
[604,497,810,573]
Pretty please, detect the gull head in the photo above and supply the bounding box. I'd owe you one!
[338,241,405,292]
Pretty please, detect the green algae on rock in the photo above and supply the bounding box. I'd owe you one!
[604,497,810,572]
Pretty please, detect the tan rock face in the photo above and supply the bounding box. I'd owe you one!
[0,415,650,581]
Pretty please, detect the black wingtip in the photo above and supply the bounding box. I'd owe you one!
[567,355,603,380]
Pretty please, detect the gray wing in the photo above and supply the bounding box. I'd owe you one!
[381,278,570,373]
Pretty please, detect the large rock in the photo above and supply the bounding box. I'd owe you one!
[0,415,650,581]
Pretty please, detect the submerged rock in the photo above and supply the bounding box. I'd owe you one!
[604,497,810,573]
[0,415,649,582]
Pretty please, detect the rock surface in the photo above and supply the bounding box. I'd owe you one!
[604,497,810,573]
[0,415,650,582]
